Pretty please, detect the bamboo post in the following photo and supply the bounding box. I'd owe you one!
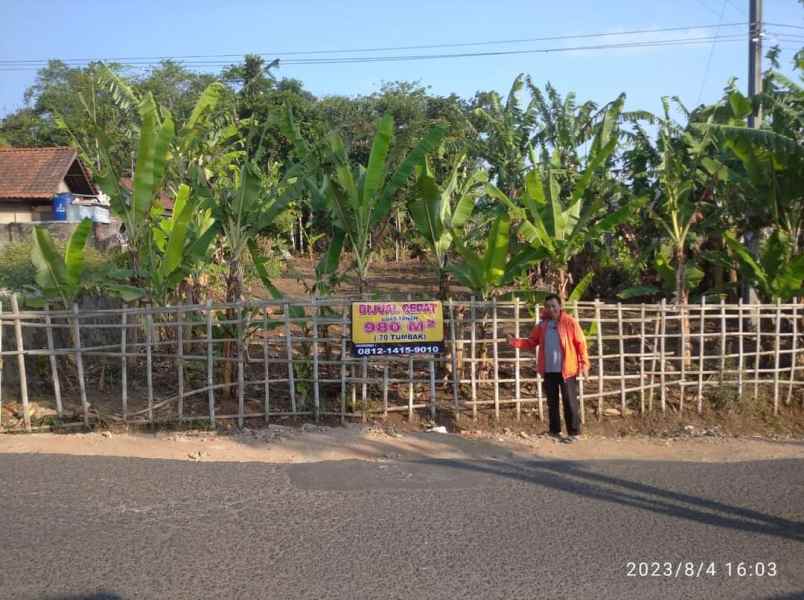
[679,302,686,413]
[659,298,667,414]
[408,355,414,422]
[145,311,154,423]
[263,312,270,423]
[340,306,348,425]
[594,300,604,419]
[492,297,500,421]
[773,299,782,415]
[448,299,460,417]
[206,300,216,426]
[383,366,389,418]
[697,297,706,414]
[754,304,762,401]
[177,309,184,421]
[514,297,521,421]
[11,295,30,432]
[639,304,646,414]
[121,311,127,421]
[470,297,477,421]
[647,310,660,412]
[71,303,89,428]
[311,297,320,422]
[283,301,296,414]
[719,298,727,382]
[429,358,437,420]
[0,300,3,430]
[535,309,543,422]
[573,301,585,425]
[44,303,62,418]
[787,300,798,406]
[361,358,368,423]
[737,298,744,399]
[617,302,626,415]
[236,303,245,428]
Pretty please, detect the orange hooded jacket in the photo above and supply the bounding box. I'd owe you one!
[510,310,589,379]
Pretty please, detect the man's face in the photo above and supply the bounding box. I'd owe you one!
[545,298,561,320]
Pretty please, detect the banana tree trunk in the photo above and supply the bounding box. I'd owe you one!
[674,245,692,367]
[223,259,244,402]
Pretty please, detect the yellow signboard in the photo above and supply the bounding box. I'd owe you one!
[351,301,444,357]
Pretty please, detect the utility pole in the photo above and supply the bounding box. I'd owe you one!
[743,0,763,306]
[748,0,763,128]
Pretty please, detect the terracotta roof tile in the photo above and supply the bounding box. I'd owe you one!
[0,147,97,200]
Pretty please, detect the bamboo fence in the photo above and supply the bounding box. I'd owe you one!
[0,295,802,432]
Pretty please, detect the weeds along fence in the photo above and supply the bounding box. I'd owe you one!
[0,295,802,432]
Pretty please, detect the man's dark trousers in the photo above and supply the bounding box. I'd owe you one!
[543,373,581,435]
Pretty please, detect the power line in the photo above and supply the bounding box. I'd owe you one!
[0,35,753,72]
[0,22,749,67]
[698,0,730,104]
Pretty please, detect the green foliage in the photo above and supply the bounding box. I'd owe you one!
[30,219,93,305]
[448,210,514,299]
[725,231,804,301]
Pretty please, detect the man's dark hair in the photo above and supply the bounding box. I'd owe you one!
[544,293,562,305]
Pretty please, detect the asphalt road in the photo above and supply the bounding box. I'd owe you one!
[1,453,803,600]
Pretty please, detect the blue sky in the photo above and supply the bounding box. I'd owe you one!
[1,0,802,118]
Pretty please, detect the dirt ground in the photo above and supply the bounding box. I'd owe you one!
[2,423,803,465]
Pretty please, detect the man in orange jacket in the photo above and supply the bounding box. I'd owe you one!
[506,294,590,442]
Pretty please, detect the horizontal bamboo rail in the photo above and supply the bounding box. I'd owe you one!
[0,295,801,432]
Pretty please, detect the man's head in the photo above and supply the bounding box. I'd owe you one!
[544,294,562,321]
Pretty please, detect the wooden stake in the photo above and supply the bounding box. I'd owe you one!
[639,304,646,414]
[574,301,585,425]
[145,311,154,422]
[121,311,127,421]
[773,299,781,415]
[236,303,245,428]
[429,358,437,420]
[492,297,500,421]
[383,366,389,418]
[206,300,215,426]
[11,295,30,432]
[340,306,348,425]
[754,304,762,401]
[177,309,184,421]
[311,297,320,422]
[283,301,296,414]
[659,298,666,414]
[719,298,727,381]
[617,302,626,415]
[71,303,89,428]
[697,297,706,414]
[448,298,460,416]
[44,303,62,418]
[536,309,543,422]
[595,300,604,419]
[0,300,4,430]
[514,297,521,421]
[408,355,414,422]
[469,297,477,422]
[263,311,270,423]
[648,309,660,412]
[787,299,798,406]
[737,298,744,399]
[679,302,686,413]
[361,358,368,423]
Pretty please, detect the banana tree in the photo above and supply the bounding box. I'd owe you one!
[314,113,447,294]
[491,96,642,299]
[448,210,513,300]
[30,218,93,307]
[407,154,487,299]
[725,231,804,302]
[471,74,537,198]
